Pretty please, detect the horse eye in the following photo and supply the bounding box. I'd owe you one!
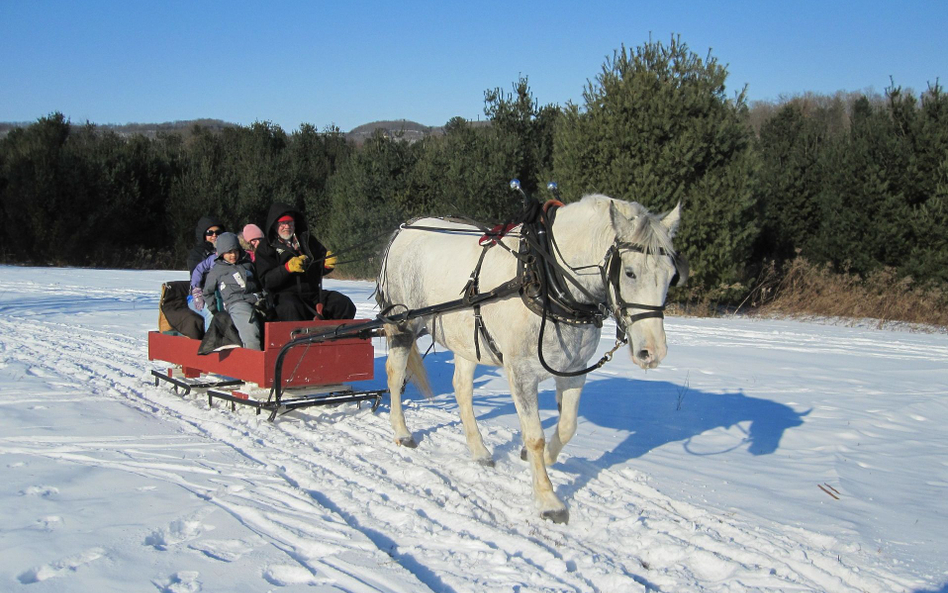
[624,269,636,279]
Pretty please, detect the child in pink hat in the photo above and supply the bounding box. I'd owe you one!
[242,224,265,262]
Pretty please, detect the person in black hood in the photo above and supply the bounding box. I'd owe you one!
[186,216,226,325]
[187,216,226,274]
[254,203,356,322]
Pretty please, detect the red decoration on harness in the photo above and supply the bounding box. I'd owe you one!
[479,223,517,246]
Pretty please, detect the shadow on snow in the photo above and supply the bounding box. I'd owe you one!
[373,350,810,483]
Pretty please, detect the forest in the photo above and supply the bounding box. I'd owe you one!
[2,37,946,321]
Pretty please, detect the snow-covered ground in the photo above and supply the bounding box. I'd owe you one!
[0,265,946,593]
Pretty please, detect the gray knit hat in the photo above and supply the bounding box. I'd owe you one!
[215,232,241,255]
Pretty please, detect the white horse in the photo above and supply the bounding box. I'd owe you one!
[376,194,682,523]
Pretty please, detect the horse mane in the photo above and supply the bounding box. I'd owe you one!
[572,194,676,257]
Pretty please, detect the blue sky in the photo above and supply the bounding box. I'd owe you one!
[2,1,946,132]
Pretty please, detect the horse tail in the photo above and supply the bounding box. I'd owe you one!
[406,337,433,399]
[383,323,433,399]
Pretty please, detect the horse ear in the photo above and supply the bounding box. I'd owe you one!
[609,201,637,240]
[661,202,682,238]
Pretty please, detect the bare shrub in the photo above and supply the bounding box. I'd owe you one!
[753,258,948,329]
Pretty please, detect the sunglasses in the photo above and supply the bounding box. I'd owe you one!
[205,229,224,236]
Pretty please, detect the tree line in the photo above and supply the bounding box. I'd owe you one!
[1,36,945,305]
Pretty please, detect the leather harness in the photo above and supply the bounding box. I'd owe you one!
[461,201,683,367]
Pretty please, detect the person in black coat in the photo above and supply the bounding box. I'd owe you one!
[185,216,226,326]
[187,216,226,274]
[254,203,356,322]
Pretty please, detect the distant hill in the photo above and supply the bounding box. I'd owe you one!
[347,119,441,144]
[100,118,238,138]
[0,121,32,137]
[0,118,238,140]
[0,117,485,142]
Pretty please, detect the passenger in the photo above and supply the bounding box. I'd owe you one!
[242,223,265,262]
[187,216,226,273]
[202,232,265,350]
[186,216,226,327]
[254,203,356,322]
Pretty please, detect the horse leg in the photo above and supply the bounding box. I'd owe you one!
[385,330,417,448]
[508,366,569,524]
[452,356,493,466]
[544,374,587,466]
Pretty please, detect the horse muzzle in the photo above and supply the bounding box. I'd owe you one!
[628,324,667,369]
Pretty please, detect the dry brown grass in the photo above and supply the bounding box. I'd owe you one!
[744,258,948,329]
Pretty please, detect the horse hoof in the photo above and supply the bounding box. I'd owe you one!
[520,447,528,461]
[396,437,417,448]
[541,509,569,524]
[476,458,495,468]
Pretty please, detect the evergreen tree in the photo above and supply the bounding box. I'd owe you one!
[890,82,948,285]
[0,113,72,262]
[410,116,520,221]
[323,131,419,276]
[231,121,291,226]
[552,36,757,297]
[483,76,560,198]
[167,125,236,261]
[408,78,560,223]
[295,124,351,237]
[754,103,828,265]
[810,87,935,279]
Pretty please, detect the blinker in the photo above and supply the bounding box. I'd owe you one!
[671,254,689,288]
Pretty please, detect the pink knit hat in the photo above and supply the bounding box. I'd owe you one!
[242,223,265,242]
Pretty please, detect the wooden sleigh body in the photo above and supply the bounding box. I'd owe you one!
[147,319,385,419]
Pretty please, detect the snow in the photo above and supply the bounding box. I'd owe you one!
[0,265,946,592]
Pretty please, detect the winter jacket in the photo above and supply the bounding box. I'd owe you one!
[254,203,333,301]
[159,280,204,340]
[190,254,216,290]
[203,251,263,312]
[187,215,225,273]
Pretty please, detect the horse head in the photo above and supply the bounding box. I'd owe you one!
[607,201,683,369]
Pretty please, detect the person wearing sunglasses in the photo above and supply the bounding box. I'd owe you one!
[186,216,227,329]
[187,216,227,274]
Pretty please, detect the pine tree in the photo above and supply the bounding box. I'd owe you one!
[754,103,828,265]
[552,36,757,297]
[323,131,419,276]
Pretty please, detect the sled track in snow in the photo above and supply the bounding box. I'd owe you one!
[0,314,918,593]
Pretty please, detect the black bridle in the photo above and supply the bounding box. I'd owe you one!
[602,242,686,335]
[529,230,685,377]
